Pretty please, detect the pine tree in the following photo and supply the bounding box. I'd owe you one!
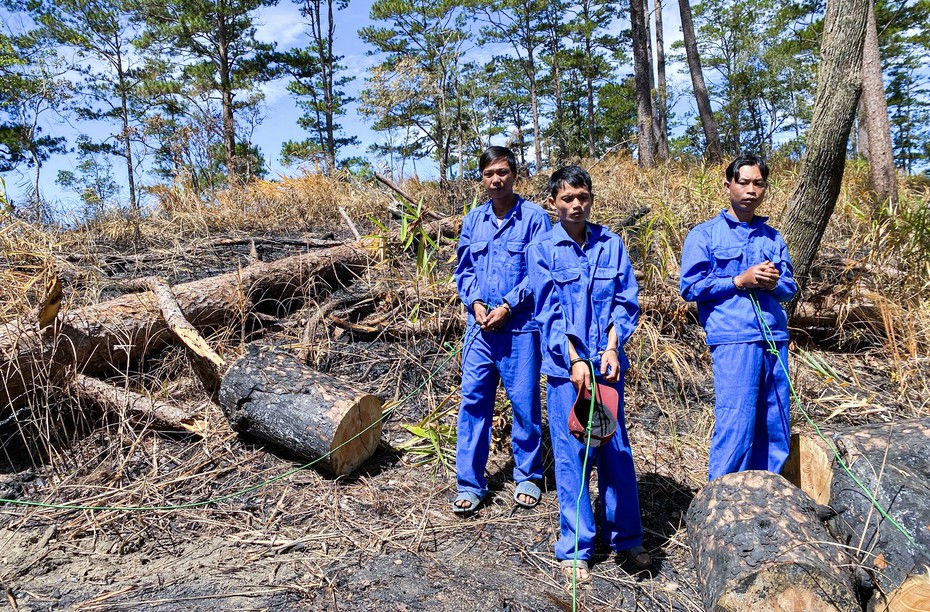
[277,0,358,173]
[135,0,277,184]
[360,0,469,183]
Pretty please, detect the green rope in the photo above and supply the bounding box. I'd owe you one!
[570,360,598,611]
[0,327,478,513]
[747,290,919,549]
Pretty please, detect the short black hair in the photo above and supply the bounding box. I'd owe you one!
[726,152,769,182]
[547,165,593,198]
[479,146,517,174]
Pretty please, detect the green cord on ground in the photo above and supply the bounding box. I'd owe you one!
[748,290,918,548]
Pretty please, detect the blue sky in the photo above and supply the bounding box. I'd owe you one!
[2,1,689,214]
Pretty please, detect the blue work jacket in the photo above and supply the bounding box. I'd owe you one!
[680,210,797,345]
[455,195,552,333]
[527,222,639,377]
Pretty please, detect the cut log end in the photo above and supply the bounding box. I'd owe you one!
[329,394,383,475]
[874,572,930,612]
[219,347,384,476]
[782,432,834,505]
[718,564,857,612]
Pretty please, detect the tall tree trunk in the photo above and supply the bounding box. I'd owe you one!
[654,0,669,160]
[781,0,869,317]
[860,0,898,215]
[115,43,137,219]
[677,0,722,163]
[30,142,41,223]
[856,99,868,158]
[547,7,565,165]
[117,62,139,236]
[322,0,337,173]
[218,27,237,185]
[307,0,337,173]
[584,36,596,158]
[630,0,656,167]
[525,17,542,173]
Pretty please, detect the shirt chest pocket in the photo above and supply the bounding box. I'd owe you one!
[711,246,744,278]
[592,267,616,303]
[552,265,582,307]
[505,240,527,275]
[759,243,783,268]
[469,240,489,266]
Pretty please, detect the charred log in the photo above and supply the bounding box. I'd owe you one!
[218,346,383,475]
[686,470,859,611]
[784,419,930,611]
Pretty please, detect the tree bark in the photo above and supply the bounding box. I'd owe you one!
[860,1,898,214]
[783,419,930,612]
[630,0,656,167]
[218,346,383,475]
[677,0,722,163]
[654,0,670,161]
[687,470,859,611]
[781,0,869,317]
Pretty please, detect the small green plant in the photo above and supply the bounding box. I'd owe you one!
[797,347,849,386]
[369,196,440,280]
[0,176,10,216]
[396,400,457,472]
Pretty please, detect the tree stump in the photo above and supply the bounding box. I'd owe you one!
[784,419,930,611]
[686,470,859,612]
[219,346,383,475]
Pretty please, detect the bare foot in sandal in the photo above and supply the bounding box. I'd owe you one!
[621,545,652,569]
[560,559,591,583]
[514,481,541,508]
[452,492,484,515]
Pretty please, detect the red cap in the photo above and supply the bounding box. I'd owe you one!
[568,382,619,447]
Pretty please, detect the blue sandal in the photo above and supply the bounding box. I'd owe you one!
[452,491,484,515]
[513,481,541,508]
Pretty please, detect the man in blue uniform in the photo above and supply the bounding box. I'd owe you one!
[527,165,650,581]
[679,153,798,481]
[453,146,551,514]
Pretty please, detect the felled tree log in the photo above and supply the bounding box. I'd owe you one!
[0,217,457,413]
[783,419,930,611]
[218,346,383,475]
[0,243,369,412]
[128,276,227,397]
[686,470,859,612]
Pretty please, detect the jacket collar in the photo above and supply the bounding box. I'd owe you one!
[553,220,597,246]
[479,194,525,222]
[719,209,768,226]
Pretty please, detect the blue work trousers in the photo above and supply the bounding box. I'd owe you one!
[708,341,791,481]
[547,376,643,561]
[456,328,543,497]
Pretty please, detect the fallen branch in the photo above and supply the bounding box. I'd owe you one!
[70,374,206,434]
[130,276,226,396]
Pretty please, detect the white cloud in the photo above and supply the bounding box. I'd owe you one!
[254,4,306,49]
[257,77,292,106]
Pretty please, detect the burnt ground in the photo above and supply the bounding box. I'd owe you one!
[1,233,926,611]
[0,398,704,612]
